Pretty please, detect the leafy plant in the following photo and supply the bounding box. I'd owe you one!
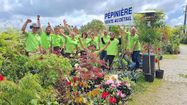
[0,29,25,66]
[26,54,72,87]
[0,55,29,82]
[0,74,58,105]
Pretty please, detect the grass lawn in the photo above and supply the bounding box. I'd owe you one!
[178,74,187,79]
[128,74,163,105]
[163,54,177,59]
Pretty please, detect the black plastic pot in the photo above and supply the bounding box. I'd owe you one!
[145,74,154,82]
[156,70,164,79]
[142,54,155,76]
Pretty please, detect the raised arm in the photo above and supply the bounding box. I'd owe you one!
[63,19,75,35]
[59,28,67,38]
[98,41,110,53]
[37,15,43,33]
[78,37,88,51]
[48,22,54,34]
[21,19,31,34]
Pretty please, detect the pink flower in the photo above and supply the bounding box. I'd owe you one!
[117,90,126,98]
[111,83,116,88]
[117,81,122,87]
[105,80,114,85]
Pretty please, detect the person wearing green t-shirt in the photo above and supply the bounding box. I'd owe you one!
[51,26,65,55]
[128,27,141,69]
[63,19,78,58]
[101,32,122,70]
[78,32,91,55]
[88,32,100,50]
[78,37,110,58]
[37,16,54,54]
[21,18,41,56]
[40,27,52,53]
[100,30,110,60]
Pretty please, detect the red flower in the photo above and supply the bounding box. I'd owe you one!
[96,72,104,78]
[109,96,117,104]
[0,75,5,81]
[102,91,109,99]
[157,48,161,51]
[76,92,79,95]
[154,58,158,63]
[92,67,100,72]
[66,81,71,85]
[73,77,78,82]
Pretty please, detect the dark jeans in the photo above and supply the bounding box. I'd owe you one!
[105,55,115,69]
[100,51,107,60]
[131,51,141,69]
[64,53,71,58]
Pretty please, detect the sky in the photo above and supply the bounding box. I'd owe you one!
[0,0,186,29]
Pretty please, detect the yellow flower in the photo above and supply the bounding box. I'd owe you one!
[87,88,101,97]
[104,75,110,80]
[75,96,84,103]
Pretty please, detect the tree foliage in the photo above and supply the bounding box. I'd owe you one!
[80,19,105,33]
[134,11,165,44]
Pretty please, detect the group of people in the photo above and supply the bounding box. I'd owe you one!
[21,15,141,70]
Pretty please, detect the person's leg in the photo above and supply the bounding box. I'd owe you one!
[108,55,115,70]
[64,53,71,58]
[100,51,107,60]
[104,55,109,70]
[133,51,140,69]
[61,49,64,56]
[131,52,136,63]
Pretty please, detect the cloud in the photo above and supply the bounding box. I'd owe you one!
[0,0,185,29]
[169,15,184,26]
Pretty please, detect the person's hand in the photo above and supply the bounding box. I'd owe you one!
[59,28,64,34]
[63,19,67,25]
[107,41,110,45]
[37,15,40,20]
[48,22,51,27]
[26,19,32,23]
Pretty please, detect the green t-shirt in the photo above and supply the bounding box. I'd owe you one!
[88,36,100,50]
[100,35,110,51]
[25,32,40,52]
[40,32,51,50]
[75,34,81,40]
[65,36,78,54]
[51,34,65,47]
[78,38,91,50]
[128,34,141,51]
[106,39,119,56]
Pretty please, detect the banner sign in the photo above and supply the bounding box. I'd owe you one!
[104,7,133,25]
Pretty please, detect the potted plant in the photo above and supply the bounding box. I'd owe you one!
[134,10,165,82]
[155,47,164,79]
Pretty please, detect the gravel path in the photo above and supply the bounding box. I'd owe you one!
[142,45,187,105]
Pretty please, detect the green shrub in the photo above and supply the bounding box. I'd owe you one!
[0,29,25,66]
[0,74,58,105]
[1,54,72,87]
[0,55,29,82]
[25,54,72,87]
